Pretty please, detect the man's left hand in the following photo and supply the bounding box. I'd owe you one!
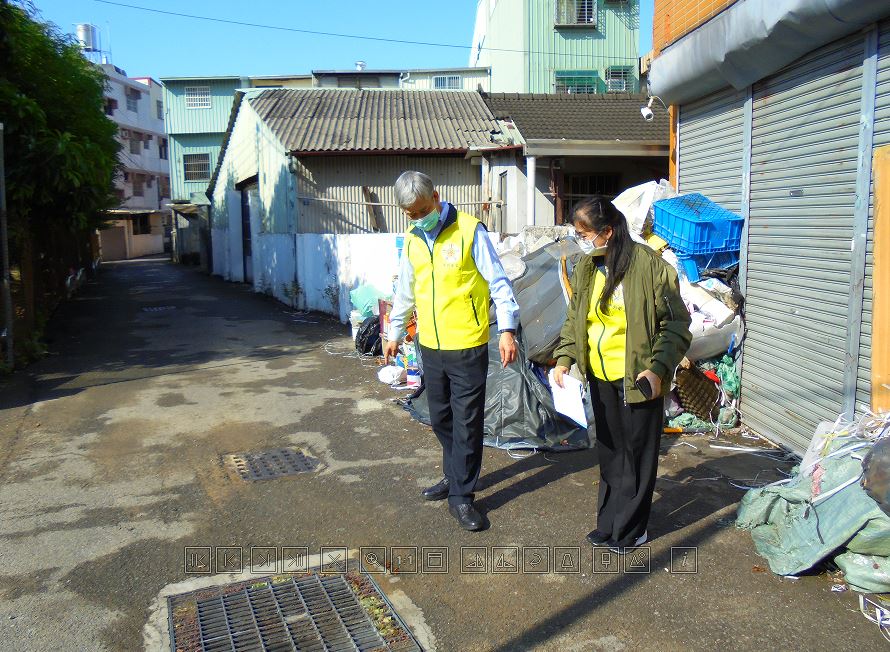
[499,332,517,368]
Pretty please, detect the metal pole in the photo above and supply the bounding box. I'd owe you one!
[0,123,14,366]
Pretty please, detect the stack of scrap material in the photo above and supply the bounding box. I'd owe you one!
[613,184,746,430]
[736,413,890,593]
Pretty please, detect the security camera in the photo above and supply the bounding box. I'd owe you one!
[640,95,666,122]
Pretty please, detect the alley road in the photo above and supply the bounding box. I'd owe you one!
[0,258,882,651]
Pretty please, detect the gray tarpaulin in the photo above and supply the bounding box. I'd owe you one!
[400,238,591,451]
[400,330,592,452]
[649,0,889,106]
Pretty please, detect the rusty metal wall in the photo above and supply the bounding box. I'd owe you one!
[294,155,482,234]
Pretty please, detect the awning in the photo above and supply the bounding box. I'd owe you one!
[649,0,889,106]
[522,139,668,158]
[166,203,206,217]
[105,208,168,216]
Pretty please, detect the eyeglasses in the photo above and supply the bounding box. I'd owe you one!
[574,229,601,243]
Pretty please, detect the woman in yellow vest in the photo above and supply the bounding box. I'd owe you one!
[553,197,691,552]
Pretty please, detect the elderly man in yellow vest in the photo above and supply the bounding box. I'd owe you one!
[384,171,520,531]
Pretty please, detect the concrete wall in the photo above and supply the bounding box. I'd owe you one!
[400,70,492,92]
[99,215,165,260]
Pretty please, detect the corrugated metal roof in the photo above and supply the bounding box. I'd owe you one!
[482,92,669,142]
[249,89,500,153]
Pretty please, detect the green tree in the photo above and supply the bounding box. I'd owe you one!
[0,0,120,335]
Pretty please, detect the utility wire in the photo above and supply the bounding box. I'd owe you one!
[94,0,641,63]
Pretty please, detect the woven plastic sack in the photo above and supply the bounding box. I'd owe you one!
[736,435,890,592]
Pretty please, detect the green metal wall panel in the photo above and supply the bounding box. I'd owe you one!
[162,79,241,135]
[526,0,639,94]
[169,133,223,201]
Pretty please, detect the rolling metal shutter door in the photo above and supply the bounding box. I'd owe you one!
[859,21,890,413]
[743,33,865,453]
[678,87,747,213]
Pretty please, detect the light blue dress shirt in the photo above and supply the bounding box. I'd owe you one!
[387,202,520,343]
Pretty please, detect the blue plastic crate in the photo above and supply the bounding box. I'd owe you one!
[676,250,740,283]
[653,193,744,255]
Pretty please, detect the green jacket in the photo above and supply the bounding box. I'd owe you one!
[554,243,692,403]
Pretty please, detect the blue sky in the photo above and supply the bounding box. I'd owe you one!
[31,0,655,79]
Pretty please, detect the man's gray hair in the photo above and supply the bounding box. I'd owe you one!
[394,171,435,208]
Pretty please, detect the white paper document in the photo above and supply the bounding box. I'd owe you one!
[548,369,588,428]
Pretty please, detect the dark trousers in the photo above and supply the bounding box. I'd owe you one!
[421,343,488,506]
[589,377,664,546]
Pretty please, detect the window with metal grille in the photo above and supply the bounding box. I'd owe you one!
[184,86,211,109]
[556,0,597,26]
[433,75,462,89]
[133,214,151,235]
[156,99,163,120]
[129,136,141,155]
[605,67,632,92]
[126,89,140,112]
[104,97,117,116]
[132,175,144,197]
[183,153,211,181]
[159,175,170,198]
[555,70,601,94]
[564,173,621,218]
[159,138,168,160]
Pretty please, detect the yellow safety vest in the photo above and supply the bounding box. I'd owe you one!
[587,264,628,382]
[406,210,490,350]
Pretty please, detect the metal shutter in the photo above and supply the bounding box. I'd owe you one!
[860,21,890,413]
[743,33,866,453]
[678,86,747,213]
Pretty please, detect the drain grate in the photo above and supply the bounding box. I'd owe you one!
[225,448,319,481]
[169,573,422,652]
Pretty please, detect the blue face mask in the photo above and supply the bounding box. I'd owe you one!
[415,208,440,232]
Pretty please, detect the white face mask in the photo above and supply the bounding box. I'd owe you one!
[577,233,608,256]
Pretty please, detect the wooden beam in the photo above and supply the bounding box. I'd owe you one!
[873,145,890,412]
[360,186,381,233]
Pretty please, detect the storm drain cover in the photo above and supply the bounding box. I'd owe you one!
[225,448,319,481]
[168,572,422,651]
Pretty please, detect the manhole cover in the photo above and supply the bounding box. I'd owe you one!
[142,305,176,312]
[168,572,422,651]
[224,448,319,481]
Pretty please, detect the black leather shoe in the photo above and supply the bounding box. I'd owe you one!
[421,477,449,501]
[449,503,484,531]
[585,529,611,546]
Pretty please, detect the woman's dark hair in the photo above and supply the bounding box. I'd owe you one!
[573,196,634,314]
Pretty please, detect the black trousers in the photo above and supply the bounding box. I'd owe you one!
[589,377,664,546]
[420,343,488,506]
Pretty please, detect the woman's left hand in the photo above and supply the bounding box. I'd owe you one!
[636,369,662,398]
